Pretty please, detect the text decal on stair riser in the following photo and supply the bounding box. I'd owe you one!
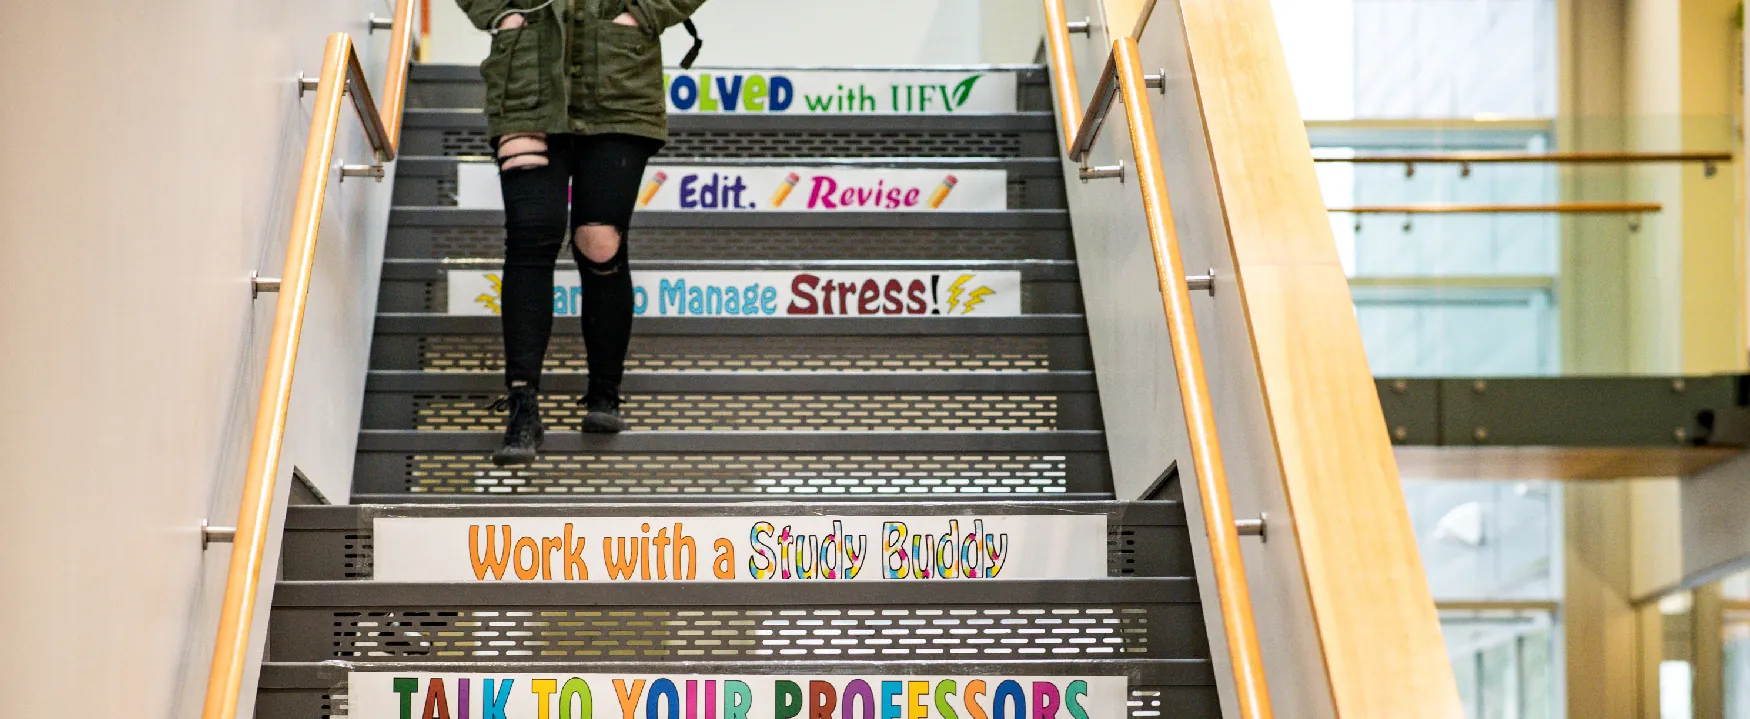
[454,165,1008,212]
[371,516,1106,582]
[448,270,1024,318]
[348,673,1129,719]
[659,69,1019,114]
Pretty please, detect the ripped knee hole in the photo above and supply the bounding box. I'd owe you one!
[496,133,549,171]
[574,224,623,266]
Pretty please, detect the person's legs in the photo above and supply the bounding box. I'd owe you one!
[492,132,570,464]
[567,133,661,433]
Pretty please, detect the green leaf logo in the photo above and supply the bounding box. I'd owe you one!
[949,75,983,110]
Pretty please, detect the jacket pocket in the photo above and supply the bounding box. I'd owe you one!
[596,22,663,113]
[481,24,545,114]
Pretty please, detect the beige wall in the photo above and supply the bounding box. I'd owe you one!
[0,1,397,718]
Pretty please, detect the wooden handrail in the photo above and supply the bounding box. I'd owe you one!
[199,3,415,718]
[1328,201,1661,215]
[345,39,395,163]
[1315,151,1733,165]
[381,0,416,152]
[1069,50,1120,164]
[1041,2,1272,714]
[1114,36,1273,719]
[1042,0,1085,157]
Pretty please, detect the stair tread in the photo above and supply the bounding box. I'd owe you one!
[405,107,1057,130]
[382,257,1080,279]
[366,370,1096,393]
[410,63,1051,79]
[357,429,1106,452]
[259,658,1217,685]
[397,155,1066,169]
[271,577,1199,605]
[389,207,1068,229]
[286,500,1185,527]
[351,492,1123,503]
[374,313,1090,336]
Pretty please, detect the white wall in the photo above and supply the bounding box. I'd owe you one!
[426,0,1039,67]
[0,1,396,718]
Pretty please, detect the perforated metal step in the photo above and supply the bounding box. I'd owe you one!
[376,258,1084,315]
[401,109,1060,159]
[256,660,1220,719]
[370,315,1094,375]
[282,501,1190,581]
[267,578,1204,664]
[386,207,1073,261]
[352,429,1111,499]
[363,371,1101,433]
[391,156,1069,210]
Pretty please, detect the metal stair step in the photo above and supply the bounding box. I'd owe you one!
[387,207,1074,261]
[400,109,1060,159]
[257,660,1219,719]
[391,156,1069,211]
[265,578,1206,664]
[405,62,1054,111]
[282,501,1190,581]
[362,371,1102,433]
[352,429,1112,500]
[377,258,1082,315]
[369,314,1094,375]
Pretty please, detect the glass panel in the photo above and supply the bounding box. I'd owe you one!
[1274,0,1559,121]
[1443,610,1561,719]
[1406,481,1559,600]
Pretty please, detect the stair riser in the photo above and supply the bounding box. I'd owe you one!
[405,66,1055,113]
[375,274,1083,315]
[281,502,1191,582]
[257,660,1219,719]
[391,163,1068,211]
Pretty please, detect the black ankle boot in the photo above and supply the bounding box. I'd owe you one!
[581,380,627,434]
[490,386,544,466]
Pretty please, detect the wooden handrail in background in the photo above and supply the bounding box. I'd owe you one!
[1114,35,1273,719]
[1328,201,1662,215]
[381,0,416,152]
[199,2,415,717]
[1070,50,1121,164]
[1316,151,1733,165]
[1042,0,1084,156]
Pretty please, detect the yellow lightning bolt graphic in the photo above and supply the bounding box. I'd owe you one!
[962,286,994,314]
[474,273,504,315]
[946,274,972,314]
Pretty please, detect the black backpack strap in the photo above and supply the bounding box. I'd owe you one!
[680,18,703,70]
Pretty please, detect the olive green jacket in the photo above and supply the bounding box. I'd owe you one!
[457,0,706,142]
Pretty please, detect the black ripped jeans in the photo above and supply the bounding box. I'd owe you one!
[499,133,661,395]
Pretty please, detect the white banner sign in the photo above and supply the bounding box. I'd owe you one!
[372,515,1106,582]
[455,165,1007,212]
[350,673,1127,719]
[447,270,1023,318]
[662,68,1018,114]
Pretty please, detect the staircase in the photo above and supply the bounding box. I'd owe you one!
[254,63,1221,719]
